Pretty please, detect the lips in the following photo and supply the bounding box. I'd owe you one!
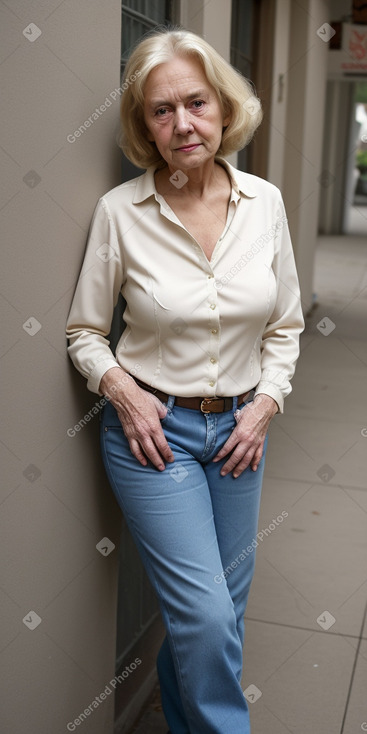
[176,143,201,151]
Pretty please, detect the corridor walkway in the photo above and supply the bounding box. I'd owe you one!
[130,234,367,734]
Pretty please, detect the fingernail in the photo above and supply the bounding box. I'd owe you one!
[220,470,227,476]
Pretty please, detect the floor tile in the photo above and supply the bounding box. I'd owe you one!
[282,335,367,423]
[338,639,367,734]
[243,625,356,734]
[247,481,367,636]
[265,415,367,490]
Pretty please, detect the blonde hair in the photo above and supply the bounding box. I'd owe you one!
[119,27,262,169]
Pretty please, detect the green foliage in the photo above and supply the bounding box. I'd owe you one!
[355,82,367,104]
[356,149,367,173]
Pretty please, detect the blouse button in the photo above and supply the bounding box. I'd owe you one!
[211,329,218,335]
[210,357,217,364]
[209,380,215,387]
[210,303,216,310]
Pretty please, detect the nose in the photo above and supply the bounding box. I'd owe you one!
[173,106,194,135]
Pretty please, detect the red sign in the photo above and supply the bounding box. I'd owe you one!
[342,24,367,72]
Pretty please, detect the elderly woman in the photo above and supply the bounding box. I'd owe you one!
[66,28,304,734]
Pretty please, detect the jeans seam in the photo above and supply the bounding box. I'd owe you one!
[201,413,217,460]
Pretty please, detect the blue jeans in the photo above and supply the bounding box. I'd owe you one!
[100,393,268,734]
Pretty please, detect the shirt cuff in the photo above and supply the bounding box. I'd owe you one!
[87,358,122,395]
[253,383,284,414]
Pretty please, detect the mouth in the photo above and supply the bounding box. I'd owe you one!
[175,143,201,152]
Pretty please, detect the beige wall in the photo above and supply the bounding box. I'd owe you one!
[1,2,122,733]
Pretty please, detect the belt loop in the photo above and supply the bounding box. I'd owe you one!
[233,396,238,411]
[167,394,175,411]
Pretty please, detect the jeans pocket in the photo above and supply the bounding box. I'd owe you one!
[237,397,253,412]
[160,404,173,424]
[159,395,175,424]
[101,400,123,429]
[232,398,253,426]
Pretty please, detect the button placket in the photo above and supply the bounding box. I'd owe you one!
[206,269,220,391]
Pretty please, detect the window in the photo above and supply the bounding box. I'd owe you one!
[122,1,175,75]
[230,0,255,172]
[230,0,254,80]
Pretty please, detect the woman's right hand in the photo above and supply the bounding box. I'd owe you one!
[99,367,175,471]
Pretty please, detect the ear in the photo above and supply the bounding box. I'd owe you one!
[223,112,231,127]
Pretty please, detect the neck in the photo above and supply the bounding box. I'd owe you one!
[159,158,226,199]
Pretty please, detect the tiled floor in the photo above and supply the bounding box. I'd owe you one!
[130,234,367,733]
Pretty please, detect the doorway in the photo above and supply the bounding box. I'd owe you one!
[346,81,367,234]
[318,79,367,236]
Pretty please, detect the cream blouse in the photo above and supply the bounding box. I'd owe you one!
[66,159,304,413]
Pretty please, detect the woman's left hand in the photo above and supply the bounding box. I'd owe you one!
[212,394,278,478]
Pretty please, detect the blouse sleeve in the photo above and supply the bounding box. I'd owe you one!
[253,195,305,413]
[66,196,124,395]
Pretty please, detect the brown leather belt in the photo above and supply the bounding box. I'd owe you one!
[132,375,251,414]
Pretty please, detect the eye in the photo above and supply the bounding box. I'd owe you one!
[191,100,205,109]
[155,107,169,116]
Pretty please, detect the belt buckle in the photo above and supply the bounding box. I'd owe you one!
[200,398,218,413]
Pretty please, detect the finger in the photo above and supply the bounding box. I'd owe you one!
[226,448,256,478]
[219,445,254,476]
[128,434,166,471]
[154,430,175,463]
[149,393,168,419]
[128,438,148,467]
[142,404,175,463]
[212,433,239,462]
[139,422,175,467]
[121,409,174,467]
[251,445,263,472]
[138,435,168,471]
[233,461,251,478]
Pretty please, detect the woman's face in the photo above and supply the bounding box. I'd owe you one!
[143,55,230,173]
